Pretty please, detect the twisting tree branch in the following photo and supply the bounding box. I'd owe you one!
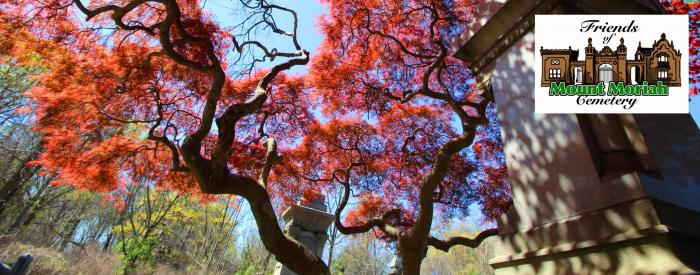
[71,0,329,273]
[333,170,401,238]
[258,137,281,187]
[428,228,498,252]
[333,4,500,267]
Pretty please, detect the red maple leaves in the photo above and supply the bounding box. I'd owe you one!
[662,0,699,96]
[0,0,514,230]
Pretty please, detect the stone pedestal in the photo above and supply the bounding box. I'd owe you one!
[388,251,403,275]
[452,0,700,273]
[273,198,334,275]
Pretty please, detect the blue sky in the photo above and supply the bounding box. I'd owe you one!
[201,0,700,126]
[200,0,700,210]
[205,0,327,74]
[195,0,699,257]
[692,97,700,126]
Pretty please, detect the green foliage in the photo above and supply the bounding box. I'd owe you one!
[112,189,241,273]
[233,235,275,274]
[331,234,390,275]
[421,246,480,275]
[420,224,495,275]
[115,236,159,274]
[0,60,42,129]
[0,58,246,275]
[0,62,35,109]
[234,264,269,275]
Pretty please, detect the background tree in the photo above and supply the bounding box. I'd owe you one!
[421,223,495,275]
[331,233,391,275]
[113,187,244,273]
[112,185,182,273]
[322,185,347,269]
[234,234,277,275]
[0,61,42,219]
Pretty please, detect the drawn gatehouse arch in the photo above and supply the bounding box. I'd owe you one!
[598,64,613,84]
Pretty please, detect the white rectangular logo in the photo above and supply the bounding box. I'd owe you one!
[534,15,689,113]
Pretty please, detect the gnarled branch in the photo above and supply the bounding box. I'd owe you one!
[258,137,281,187]
[428,228,498,252]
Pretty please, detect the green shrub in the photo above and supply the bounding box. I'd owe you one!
[115,237,159,274]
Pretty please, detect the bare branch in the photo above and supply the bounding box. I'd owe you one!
[332,163,400,238]
[428,228,498,251]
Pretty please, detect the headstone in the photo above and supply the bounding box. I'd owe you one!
[451,0,700,273]
[0,253,33,275]
[273,194,335,275]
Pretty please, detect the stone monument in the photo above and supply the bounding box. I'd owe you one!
[451,0,700,273]
[273,193,335,275]
[388,250,403,275]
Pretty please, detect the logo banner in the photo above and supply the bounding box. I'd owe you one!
[535,15,689,113]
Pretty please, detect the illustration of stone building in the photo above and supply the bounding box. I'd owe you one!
[540,34,682,87]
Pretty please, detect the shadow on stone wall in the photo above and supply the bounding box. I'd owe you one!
[485,30,698,273]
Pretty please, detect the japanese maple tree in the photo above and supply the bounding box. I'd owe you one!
[0,0,512,274]
[296,0,510,272]
[662,0,699,96]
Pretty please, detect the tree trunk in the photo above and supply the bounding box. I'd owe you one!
[102,232,113,252]
[6,181,48,234]
[203,232,221,274]
[327,225,338,269]
[0,142,42,219]
[181,129,328,274]
[59,219,81,251]
[244,185,330,275]
[7,203,31,233]
[398,230,429,275]
[400,249,423,275]
[327,240,335,269]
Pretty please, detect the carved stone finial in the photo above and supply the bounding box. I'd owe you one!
[588,37,593,46]
[275,200,334,275]
[620,37,624,45]
[661,33,666,40]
